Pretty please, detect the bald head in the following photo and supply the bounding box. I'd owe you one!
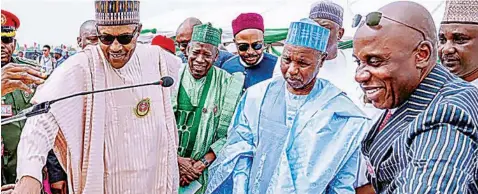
[379,1,437,47]
[176,17,202,56]
[77,20,98,49]
[353,1,437,109]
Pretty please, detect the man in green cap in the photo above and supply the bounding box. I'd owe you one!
[1,9,46,187]
[173,23,244,194]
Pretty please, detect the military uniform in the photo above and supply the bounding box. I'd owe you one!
[1,56,39,184]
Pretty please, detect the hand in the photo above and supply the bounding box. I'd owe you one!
[192,160,207,173]
[12,176,42,194]
[180,176,191,187]
[178,157,201,182]
[50,180,67,194]
[1,63,46,96]
[1,184,15,194]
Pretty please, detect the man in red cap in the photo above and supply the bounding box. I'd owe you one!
[151,35,176,54]
[221,13,278,90]
[1,9,47,190]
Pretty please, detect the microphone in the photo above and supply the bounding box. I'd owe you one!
[1,76,174,125]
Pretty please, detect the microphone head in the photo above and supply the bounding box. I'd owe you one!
[161,76,174,87]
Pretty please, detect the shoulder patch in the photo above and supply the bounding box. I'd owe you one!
[13,56,41,67]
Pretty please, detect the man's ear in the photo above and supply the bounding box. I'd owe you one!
[415,40,433,69]
[338,28,345,41]
[136,24,143,37]
[77,37,81,47]
[214,47,220,62]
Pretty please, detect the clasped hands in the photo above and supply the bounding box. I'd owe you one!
[178,157,207,187]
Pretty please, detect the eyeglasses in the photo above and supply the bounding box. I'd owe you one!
[237,42,263,52]
[176,41,189,48]
[1,37,14,44]
[98,27,138,45]
[354,12,426,41]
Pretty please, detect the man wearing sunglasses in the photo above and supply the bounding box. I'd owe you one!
[1,9,47,192]
[77,20,98,50]
[38,45,56,76]
[208,18,370,194]
[354,2,478,193]
[13,1,182,193]
[221,13,278,90]
[175,18,234,68]
[173,23,243,194]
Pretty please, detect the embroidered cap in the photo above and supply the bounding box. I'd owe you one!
[191,23,222,47]
[309,0,344,27]
[441,0,478,25]
[1,10,20,37]
[286,18,330,52]
[232,13,264,36]
[95,0,140,26]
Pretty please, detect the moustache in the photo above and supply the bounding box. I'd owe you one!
[285,73,303,82]
[441,54,460,62]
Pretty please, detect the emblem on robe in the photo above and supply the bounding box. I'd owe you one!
[135,98,150,117]
[1,14,5,25]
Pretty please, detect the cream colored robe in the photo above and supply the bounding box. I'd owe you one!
[16,44,181,193]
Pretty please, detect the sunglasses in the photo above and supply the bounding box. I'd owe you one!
[353,12,426,41]
[98,27,138,45]
[176,41,189,48]
[237,42,263,52]
[1,37,14,44]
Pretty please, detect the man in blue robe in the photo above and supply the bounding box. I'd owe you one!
[221,13,278,90]
[206,18,370,194]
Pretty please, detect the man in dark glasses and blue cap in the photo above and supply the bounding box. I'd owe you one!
[13,1,182,193]
[354,1,478,193]
[221,13,278,90]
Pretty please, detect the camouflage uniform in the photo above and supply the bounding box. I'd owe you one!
[1,56,39,184]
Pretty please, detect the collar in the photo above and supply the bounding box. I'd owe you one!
[464,67,478,82]
[239,53,264,68]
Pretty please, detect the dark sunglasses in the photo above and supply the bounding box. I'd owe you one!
[98,27,138,45]
[1,37,14,44]
[237,42,263,52]
[353,12,426,40]
[176,41,189,48]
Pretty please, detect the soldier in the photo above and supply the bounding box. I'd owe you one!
[1,9,46,190]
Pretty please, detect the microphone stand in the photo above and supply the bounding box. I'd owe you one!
[1,81,162,125]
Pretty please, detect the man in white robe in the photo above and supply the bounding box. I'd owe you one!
[13,1,181,193]
[207,18,370,194]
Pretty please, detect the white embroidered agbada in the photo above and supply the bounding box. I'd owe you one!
[16,44,181,193]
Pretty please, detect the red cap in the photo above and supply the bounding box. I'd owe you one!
[151,35,176,54]
[232,13,264,36]
[1,10,20,30]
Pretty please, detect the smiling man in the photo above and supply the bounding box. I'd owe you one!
[439,0,478,88]
[221,13,278,90]
[207,18,369,194]
[354,1,478,193]
[173,23,243,194]
[13,1,181,193]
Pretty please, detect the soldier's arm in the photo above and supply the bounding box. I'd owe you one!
[14,112,60,193]
[1,58,46,96]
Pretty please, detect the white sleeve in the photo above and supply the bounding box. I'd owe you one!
[272,57,282,78]
[16,112,59,182]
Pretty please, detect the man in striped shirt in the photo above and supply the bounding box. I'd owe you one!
[354,1,478,193]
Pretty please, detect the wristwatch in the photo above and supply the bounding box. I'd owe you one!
[200,158,210,167]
